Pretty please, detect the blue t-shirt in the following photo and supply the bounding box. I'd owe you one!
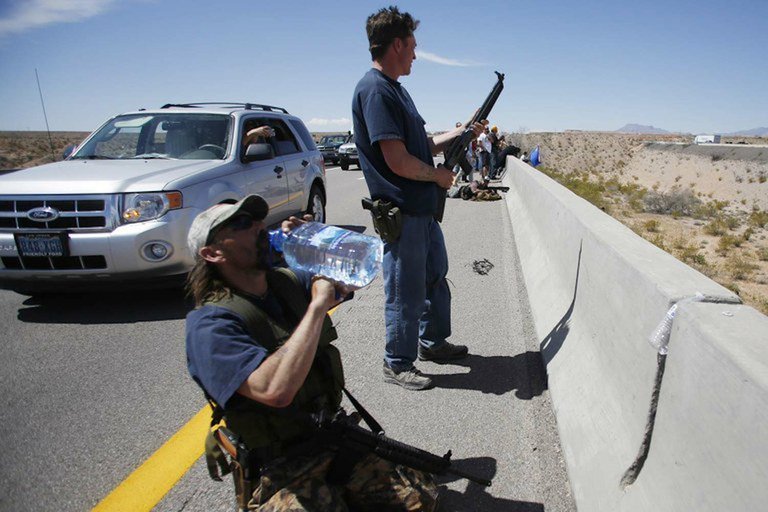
[185,269,313,408]
[352,68,437,215]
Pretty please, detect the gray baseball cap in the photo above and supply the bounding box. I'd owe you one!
[187,195,269,258]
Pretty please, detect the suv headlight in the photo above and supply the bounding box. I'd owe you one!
[122,191,182,223]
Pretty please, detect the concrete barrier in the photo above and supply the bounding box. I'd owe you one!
[501,157,768,511]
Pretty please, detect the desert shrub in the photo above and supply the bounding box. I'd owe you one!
[742,227,754,242]
[538,167,608,210]
[678,245,707,266]
[717,234,742,254]
[703,215,740,236]
[643,219,660,232]
[725,281,741,296]
[694,199,729,219]
[749,209,768,229]
[643,188,701,216]
[648,233,667,251]
[757,247,768,261]
[724,256,759,280]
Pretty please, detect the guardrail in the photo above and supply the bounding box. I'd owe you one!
[501,156,768,511]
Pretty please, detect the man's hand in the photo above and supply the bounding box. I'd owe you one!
[243,126,276,147]
[435,164,456,189]
[311,276,353,310]
[280,214,315,234]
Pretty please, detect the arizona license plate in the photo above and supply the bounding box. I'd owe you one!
[14,233,69,257]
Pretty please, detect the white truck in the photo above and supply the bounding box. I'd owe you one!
[694,134,721,144]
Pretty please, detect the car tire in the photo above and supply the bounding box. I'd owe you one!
[306,185,325,223]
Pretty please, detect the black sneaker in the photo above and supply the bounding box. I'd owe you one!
[383,363,433,390]
[418,342,468,362]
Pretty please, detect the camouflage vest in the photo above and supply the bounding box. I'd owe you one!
[206,268,343,452]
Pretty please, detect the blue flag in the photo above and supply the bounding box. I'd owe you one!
[530,145,541,167]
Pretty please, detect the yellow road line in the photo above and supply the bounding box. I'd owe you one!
[92,306,340,511]
[91,406,211,512]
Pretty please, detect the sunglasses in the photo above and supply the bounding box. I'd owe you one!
[207,213,258,245]
[224,213,256,231]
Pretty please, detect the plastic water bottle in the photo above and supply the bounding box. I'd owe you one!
[648,304,677,355]
[269,222,383,287]
[647,293,706,354]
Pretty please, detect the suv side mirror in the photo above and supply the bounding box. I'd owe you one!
[243,142,275,163]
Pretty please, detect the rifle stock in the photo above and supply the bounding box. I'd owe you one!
[435,71,505,222]
[320,414,492,487]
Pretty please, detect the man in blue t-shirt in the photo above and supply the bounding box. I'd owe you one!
[184,195,439,509]
[352,6,484,390]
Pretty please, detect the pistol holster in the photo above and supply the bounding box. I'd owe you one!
[361,198,402,243]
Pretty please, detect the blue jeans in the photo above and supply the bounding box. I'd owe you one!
[383,215,451,370]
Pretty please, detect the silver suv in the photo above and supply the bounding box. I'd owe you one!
[0,102,327,294]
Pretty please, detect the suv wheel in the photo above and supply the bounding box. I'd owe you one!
[306,185,325,223]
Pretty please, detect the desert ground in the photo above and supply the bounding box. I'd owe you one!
[506,131,768,315]
[2,130,767,314]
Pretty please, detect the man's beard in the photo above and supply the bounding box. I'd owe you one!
[253,229,272,271]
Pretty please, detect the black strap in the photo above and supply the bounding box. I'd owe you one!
[342,387,384,436]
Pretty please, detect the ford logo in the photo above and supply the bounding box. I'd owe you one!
[27,206,60,222]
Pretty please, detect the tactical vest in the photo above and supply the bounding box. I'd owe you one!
[205,268,344,453]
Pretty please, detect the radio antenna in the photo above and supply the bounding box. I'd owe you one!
[35,68,56,162]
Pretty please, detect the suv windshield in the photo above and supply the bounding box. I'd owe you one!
[319,135,348,145]
[72,113,232,160]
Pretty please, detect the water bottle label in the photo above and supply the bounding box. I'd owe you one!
[309,225,354,251]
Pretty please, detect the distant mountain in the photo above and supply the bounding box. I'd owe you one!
[615,124,670,134]
[725,127,768,137]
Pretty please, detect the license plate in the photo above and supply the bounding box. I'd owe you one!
[14,233,69,257]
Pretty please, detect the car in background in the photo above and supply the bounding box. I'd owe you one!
[316,134,350,165]
[0,102,327,295]
[338,135,359,170]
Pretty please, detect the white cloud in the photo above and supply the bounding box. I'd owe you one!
[306,117,352,129]
[415,50,483,67]
[0,0,119,37]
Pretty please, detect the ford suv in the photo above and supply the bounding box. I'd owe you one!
[0,102,327,294]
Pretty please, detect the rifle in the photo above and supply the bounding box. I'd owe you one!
[317,410,493,487]
[435,71,505,222]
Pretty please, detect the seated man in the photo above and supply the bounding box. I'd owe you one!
[185,195,439,511]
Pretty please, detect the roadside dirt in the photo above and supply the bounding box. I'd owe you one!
[505,132,768,315]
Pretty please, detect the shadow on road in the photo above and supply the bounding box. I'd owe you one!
[438,456,544,511]
[15,289,191,324]
[430,351,548,399]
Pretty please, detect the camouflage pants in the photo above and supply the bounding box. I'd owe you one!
[249,448,439,511]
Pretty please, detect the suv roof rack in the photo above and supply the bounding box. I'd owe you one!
[159,102,289,113]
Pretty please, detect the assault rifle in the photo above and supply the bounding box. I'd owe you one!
[435,71,505,222]
[317,410,493,487]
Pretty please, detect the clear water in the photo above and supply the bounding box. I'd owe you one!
[280,223,383,288]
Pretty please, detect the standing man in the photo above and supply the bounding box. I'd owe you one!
[352,6,483,390]
[185,195,439,510]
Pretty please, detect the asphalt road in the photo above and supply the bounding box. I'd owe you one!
[0,164,575,511]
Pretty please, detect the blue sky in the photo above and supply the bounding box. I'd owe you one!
[0,0,765,134]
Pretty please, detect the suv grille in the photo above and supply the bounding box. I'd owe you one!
[1,255,107,271]
[0,195,118,231]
